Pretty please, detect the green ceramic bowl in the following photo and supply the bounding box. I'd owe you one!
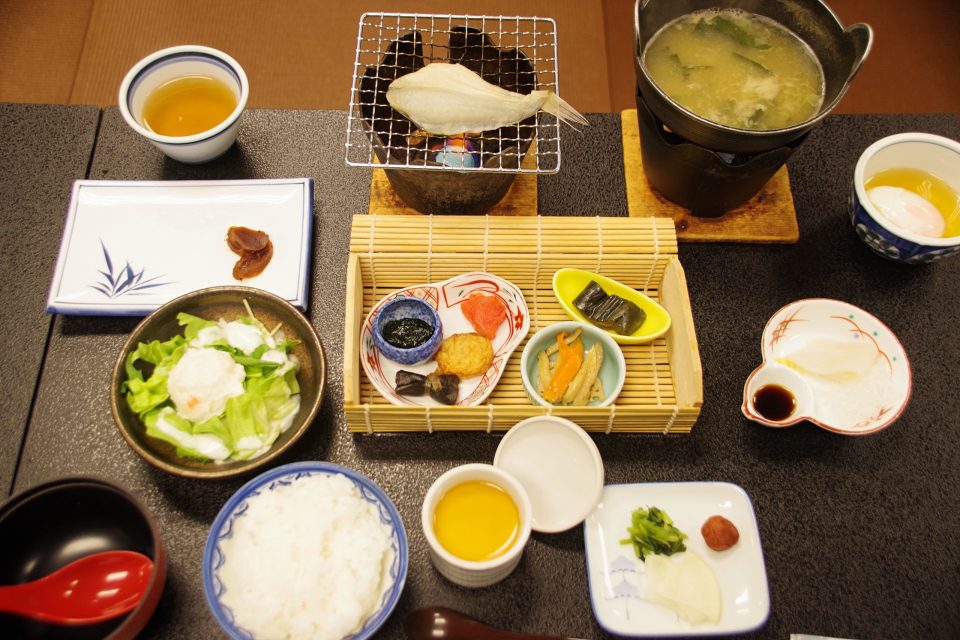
[520,321,626,408]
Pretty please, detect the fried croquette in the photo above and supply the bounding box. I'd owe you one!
[435,332,493,377]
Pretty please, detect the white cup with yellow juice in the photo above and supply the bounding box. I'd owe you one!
[421,463,532,588]
[119,45,248,164]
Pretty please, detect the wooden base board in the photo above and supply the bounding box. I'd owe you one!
[621,109,800,243]
[367,149,538,216]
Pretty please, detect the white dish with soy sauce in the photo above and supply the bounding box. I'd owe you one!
[742,298,911,435]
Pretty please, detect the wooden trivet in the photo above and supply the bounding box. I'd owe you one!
[621,109,799,243]
[367,146,538,216]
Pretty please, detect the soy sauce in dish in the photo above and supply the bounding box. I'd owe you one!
[753,384,796,421]
[383,317,434,348]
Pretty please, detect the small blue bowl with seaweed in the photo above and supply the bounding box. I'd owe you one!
[372,296,443,365]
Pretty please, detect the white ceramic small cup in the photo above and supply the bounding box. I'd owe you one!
[118,45,249,164]
[421,463,532,588]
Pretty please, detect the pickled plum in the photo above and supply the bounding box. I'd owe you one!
[227,226,273,280]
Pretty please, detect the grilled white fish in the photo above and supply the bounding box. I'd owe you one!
[386,62,588,135]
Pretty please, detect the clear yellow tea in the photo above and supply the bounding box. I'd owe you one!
[142,75,237,137]
[433,480,519,562]
[866,167,960,237]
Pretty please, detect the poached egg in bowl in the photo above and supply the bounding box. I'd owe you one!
[122,310,302,464]
[168,348,245,423]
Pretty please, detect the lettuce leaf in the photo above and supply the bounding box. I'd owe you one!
[122,335,186,415]
[177,312,218,341]
[123,307,301,463]
[143,408,232,461]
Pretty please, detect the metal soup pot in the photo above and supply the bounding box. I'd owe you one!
[634,0,872,154]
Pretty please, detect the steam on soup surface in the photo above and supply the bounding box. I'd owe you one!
[643,9,825,131]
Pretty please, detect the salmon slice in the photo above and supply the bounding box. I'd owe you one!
[461,292,506,340]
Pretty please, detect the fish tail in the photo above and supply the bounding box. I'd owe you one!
[541,92,589,129]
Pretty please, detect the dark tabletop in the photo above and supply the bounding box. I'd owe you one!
[7,106,960,640]
[0,103,99,495]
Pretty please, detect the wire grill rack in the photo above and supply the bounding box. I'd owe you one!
[345,12,565,174]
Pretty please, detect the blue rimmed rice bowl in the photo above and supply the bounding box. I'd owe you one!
[203,462,408,640]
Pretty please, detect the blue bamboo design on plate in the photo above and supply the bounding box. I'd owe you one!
[90,238,172,298]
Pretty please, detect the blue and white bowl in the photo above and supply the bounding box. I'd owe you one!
[372,295,443,365]
[203,462,408,640]
[118,45,249,164]
[852,132,960,264]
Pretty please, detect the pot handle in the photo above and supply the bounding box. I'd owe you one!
[843,22,874,82]
[633,0,642,51]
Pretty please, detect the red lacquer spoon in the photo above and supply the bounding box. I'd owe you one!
[0,550,153,625]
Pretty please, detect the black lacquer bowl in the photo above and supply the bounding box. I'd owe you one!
[0,477,166,640]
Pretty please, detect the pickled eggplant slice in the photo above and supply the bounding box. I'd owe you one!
[427,371,460,405]
[589,294,646,335]
[394,369,460,404]
[395,370,427,396]
[573,281,607,315]
[573,280,647,335]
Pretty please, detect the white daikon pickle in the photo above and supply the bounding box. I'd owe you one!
[386,63,588,135]
[645,551,722,625]
[777,338,879,381]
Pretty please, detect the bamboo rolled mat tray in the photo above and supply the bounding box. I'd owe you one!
[343,215,703,433]
[621,109,800,243]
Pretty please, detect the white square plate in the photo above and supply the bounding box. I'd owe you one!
[47,179,313,315]
[584,482,770,637]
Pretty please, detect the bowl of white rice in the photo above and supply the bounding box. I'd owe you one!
[203,462,408,640]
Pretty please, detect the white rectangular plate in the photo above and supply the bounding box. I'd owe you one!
[584,482,770,637]
[47,179,313,315]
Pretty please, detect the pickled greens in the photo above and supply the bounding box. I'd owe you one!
[122,310,300,462]
[621,506,688,560]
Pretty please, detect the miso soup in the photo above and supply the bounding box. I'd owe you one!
[643,9,825,131]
